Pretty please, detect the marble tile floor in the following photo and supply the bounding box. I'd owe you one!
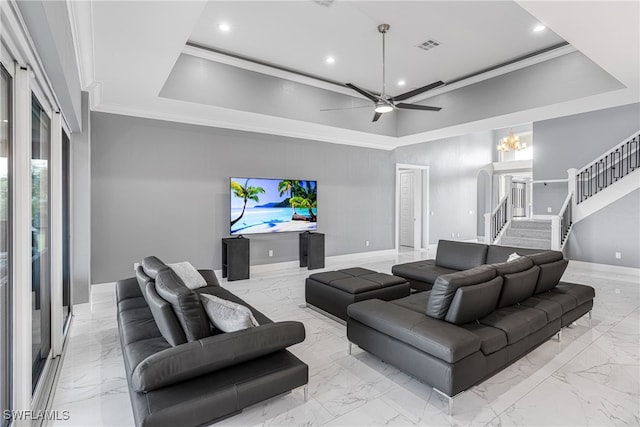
[47,250,640,426]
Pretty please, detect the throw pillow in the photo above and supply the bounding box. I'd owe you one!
[200,294,259,333]
[168,261,207,289]
[507,252,521,262]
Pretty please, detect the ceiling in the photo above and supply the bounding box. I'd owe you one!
[70,0,640,150]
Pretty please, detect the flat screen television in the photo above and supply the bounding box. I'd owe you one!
[230,177,317,235]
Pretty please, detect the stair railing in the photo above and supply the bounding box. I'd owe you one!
[551,192,573,250]
[484,193,510,244]
[574,131,640,204]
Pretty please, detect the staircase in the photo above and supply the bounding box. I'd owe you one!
[485,130,639,251]
[500,219,551,250]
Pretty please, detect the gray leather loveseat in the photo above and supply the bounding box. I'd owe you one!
[116,256,308,426]
[347,243,594,413]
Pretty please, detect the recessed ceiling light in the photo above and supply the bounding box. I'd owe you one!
[218,22,231,32]
[325,56,335,64]
[533,24,546,32]
[397,80,406,87]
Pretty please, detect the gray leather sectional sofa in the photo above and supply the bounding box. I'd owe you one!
[391,240,545,291]
[116,256,308,427]
[347,241,594,412]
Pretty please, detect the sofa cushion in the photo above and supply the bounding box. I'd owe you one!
[533,291,578,313]
[168,261,207,289]
[118,306,163,346]
[491,257,534,276]
[435,240,488,271]
[348,299,481,363]
[526,251,563,266]
[553,282,595,305]
[426,265,496,319]
[200,294,259,333]
[135,266,153,300]
[392,260,458,286]
[445,277,503,325]
[520,296,562,321]
[145,282,187,346]
[534,259,568,294]
[461,323,507,355]
[197,287,272,326]
[480,305,547,344]
[485,245,544,264]
[154,268,211,341]
[142,255,169,279]
[390,291,430,314]
[497,265,540,308]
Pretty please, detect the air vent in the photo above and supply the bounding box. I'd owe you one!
[417,40,441,51]
[312,0,334,6]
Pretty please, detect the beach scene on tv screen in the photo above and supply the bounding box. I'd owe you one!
[230,178,317,235]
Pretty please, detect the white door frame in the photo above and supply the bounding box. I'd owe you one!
[395,163,429,251]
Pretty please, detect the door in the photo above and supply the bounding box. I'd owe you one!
[399,171,414,247]
[511,181,526,218]
[0,63,12,427]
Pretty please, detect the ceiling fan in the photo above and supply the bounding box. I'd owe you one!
[333,24,444,122]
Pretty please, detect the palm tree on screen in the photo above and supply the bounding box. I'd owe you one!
[278,179,297,214]
[289,181,317,221]
[230,179,265,227]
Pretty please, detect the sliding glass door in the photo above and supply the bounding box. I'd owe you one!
[31,94,51,392]
[0,64,12,427]
[62,131,70,329]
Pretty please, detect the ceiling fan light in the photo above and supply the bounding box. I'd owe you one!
[374,103,394,113]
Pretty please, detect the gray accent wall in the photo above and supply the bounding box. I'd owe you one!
[393,131,494,244]
[565,189,639,268]
[91,112,395,283]
[533,102,640,214]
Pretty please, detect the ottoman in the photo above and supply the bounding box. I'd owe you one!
[305,267,411,321]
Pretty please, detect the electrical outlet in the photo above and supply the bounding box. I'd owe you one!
[615,252,621,259]
[468,210,474,215]
[431,211,435,216]
[268,249,273,257]
[451,232,455,238]
[457,232,460,237]
[365,240,370,247]
[547,207,552,213]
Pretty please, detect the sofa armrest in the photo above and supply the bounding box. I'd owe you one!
[347,299,481,363]
[131,321,305,392]
[116,277,142,302]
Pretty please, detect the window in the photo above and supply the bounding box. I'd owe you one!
[31,94,51,392]
[0,64,12,427]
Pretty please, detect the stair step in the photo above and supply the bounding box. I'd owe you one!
[504,228,552,239]
[500,236,551,250]
[510,219,552,231]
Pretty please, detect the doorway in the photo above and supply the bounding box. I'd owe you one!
[395,164,428,251]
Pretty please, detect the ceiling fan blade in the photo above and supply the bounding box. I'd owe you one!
[346,83,380,102]
[395,103,442,112]
[320,105,372,112]
[392,80,445,102]
[372,112,383,122]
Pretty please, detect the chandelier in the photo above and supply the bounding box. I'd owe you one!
[497,129,527,152]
